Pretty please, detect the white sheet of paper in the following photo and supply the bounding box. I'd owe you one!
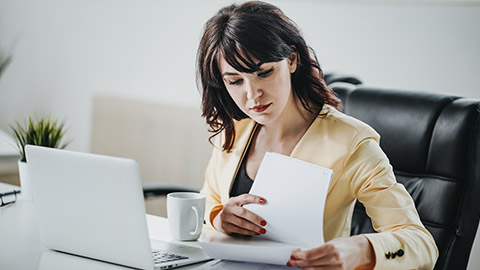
[243,152,332,248]
[199,242,298,266]
[198,228,300,265]
[198,152,332,265]
[193,259,299,270]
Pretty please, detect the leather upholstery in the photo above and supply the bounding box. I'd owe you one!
[330,82,480,270]
[324,73,362,86]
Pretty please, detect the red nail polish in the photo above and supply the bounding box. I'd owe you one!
[260,228,266,234]
[259,198,265,204]
[286,262,292,267]
[260,220,267,226]
[290,255,295,260]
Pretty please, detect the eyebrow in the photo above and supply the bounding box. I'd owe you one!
[221,57,269,76]
[222,72,239,77]
[221,64,271,77]
[259,66,273,73]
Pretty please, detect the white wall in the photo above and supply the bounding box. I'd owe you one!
[1,0,479,268]
[0,0,479,151]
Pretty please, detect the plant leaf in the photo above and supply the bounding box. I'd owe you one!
[10,116,70,162]
[0,55,12,78]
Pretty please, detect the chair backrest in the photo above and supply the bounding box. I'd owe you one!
[330,82,480,270]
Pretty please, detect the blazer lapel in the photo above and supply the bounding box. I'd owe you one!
[219,119,258,203]
[290,108,337,195]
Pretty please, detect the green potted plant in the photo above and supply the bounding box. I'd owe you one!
[11,117,69,199]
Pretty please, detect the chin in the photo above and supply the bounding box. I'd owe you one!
[250,114,276,126]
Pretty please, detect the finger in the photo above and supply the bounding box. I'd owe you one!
[288,254,342,269]
[229,204,267,227]
[302,266,341,270]
[232,194,266,206]
[222,213,267,234]
[222,222,261,236]
[291,244,334,261]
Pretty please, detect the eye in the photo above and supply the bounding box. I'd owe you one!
[228,79,242,85]
[258,67,274,77]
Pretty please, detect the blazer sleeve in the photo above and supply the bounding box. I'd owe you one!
[200,137,224,230]
[344,128,439,270]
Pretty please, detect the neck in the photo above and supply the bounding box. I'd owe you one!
[260,101,318,143]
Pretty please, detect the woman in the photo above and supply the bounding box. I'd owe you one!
[197,1,438,269]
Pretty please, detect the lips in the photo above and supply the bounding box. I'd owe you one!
[251,103,272,113]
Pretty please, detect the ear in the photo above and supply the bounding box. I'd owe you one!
[287,46,298,74]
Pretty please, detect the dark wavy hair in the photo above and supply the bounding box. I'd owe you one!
[197,1,341,152]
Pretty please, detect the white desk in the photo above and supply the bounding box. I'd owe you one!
[0,183,207,270]
[5,181,480,270]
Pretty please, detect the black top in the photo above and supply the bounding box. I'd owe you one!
[229,151,254,197]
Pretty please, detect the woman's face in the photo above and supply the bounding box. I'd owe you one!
[218,53,297,126]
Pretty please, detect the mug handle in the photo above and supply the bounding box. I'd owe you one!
[190,205,201,236]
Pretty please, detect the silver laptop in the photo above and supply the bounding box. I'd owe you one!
[26,145,211,270]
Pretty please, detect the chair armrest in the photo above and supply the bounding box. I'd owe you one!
[142,182,199,199]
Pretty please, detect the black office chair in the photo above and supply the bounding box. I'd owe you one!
[330,82,480,270]
[323,73,362,86]
[143,72,480,268]
[143,182,197,199]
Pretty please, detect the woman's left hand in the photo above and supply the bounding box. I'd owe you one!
[287,235,375,270]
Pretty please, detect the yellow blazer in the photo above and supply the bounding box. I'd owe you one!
[200,105,438,269]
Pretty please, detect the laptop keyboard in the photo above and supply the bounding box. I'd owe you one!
[152,250,189,264]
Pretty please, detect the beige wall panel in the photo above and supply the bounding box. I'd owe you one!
[90,96,212,216]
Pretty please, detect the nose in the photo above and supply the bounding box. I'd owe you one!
[245,79,262,100]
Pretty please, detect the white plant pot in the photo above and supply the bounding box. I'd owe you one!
[18,160,32,200]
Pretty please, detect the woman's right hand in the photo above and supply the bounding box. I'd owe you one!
[213,194,267,236]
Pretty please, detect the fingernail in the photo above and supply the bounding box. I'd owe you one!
[260,220,267,226]
[286,261,292,267]
[290,255,295,260]
[259,198,265,204]
[260,228,266,234]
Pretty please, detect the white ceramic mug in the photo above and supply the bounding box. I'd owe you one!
[167,192,206,241]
